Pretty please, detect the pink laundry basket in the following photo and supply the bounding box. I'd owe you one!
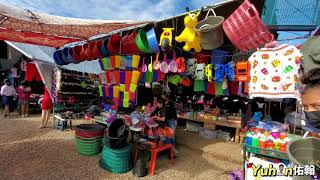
[223,0,273,51]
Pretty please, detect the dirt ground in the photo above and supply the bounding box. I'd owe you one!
[0,114,242,180]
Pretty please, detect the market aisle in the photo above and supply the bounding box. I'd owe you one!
[0,116,242,180]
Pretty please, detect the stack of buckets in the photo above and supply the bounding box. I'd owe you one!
[100,119,132,174]
[75,124,105,156]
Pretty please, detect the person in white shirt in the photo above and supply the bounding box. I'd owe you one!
[1,79,16,118]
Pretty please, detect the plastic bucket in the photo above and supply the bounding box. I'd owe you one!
[67,48,76,64]
[100,37,110,57]
[131,71,141,84]
[195,9,224,50]
[53,50,63,65]
[80,43,89,60]
[121,32,130,54]
[287,138,320,180]
[130,84,137,92]
[132,55,140,68]
[169,75,182,86]
[146,28,159,53]
[127,31,141,54]
[107,34,121,55]
[135,29,149,53]
[62,48,70,64]
[72,45,83,62]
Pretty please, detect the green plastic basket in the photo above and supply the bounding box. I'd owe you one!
[246,144,288,160]
[99,144,133,174]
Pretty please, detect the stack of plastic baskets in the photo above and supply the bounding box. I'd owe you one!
[100,144,133,174]
[75,124,105,156]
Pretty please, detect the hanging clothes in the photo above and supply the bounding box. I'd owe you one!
[248,44,301,99]
[25,63,42,81]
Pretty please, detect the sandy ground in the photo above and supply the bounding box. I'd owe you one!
[0,114,242,180]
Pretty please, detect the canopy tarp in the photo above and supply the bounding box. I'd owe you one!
[6,41,102,74]
[0,3,146,47]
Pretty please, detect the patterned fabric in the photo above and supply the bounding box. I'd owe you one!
[249,44,301,99]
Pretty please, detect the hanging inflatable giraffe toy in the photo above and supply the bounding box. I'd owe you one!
[175,11,202,52]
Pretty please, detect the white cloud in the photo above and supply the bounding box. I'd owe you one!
[0,0,218,20]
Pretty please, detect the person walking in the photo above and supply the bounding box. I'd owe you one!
[0,79,16,118]
[17,81,32,118]
[40,87,53,128]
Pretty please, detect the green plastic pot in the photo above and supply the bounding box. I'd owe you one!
[135,29,150,53]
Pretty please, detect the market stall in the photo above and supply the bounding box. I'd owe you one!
[47,0,316,178]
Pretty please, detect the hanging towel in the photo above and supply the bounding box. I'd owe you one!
[248,44,301,99]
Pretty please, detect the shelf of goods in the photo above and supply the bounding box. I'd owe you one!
[178,113,243,143]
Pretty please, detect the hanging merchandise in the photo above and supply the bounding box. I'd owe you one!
[127,30,141,54]
[160,54,169,73]
[195,9,224,50]
[159,28,174,52]
[195,53,210,64]
[25,62,42,81]
[135,28,159,53]
[153,53,161,70]
[71,45,83,62]
[215,83,223,96]
[194,80,205,92]
[236,62,250,82]
[176,57,186,73]
[168,75,182,86]
[132,55,140,69]
[214,64,225,83]
[248,44,301,99]
[222,77,228,90]
[207,81,215,95]
[175,11,202,52]
[145,71,153,83]
[157,70,165,82]
[131,71,141,84]
[100,37,110,57]
[205,64,214,82]
[126,56,132,69]
[210,49,229,65]
[107,34,121,55]
[195,63,205,80]
[120,56,127,70]
[114,55,121,69]
[168,52,178,73]
[187,58,196,76]
[148,56,153,72]
[225,61,236,81]
[53,50,65,65]
[180,77,191,87]
[80,43,89,60]
[141,57,147,73]
[222,0,273,51]
[125,71,132,85]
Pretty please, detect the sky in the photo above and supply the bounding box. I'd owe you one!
[0,0,224,20]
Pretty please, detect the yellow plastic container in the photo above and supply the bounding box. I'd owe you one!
[114,55,121,68]
[131,71,141,84]
[132,55,140,68]
[113,85,120,98]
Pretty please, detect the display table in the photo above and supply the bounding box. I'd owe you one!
[178,115,243,143]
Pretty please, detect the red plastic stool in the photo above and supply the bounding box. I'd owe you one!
[149,144,174,176]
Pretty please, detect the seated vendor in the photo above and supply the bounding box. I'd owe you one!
[152,96,179,154]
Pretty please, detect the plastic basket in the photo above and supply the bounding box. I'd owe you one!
[246,144,288,160]
[222,0,273,51]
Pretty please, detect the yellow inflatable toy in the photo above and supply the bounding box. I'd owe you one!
[175,11,202,52]
[159,28,174,46]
